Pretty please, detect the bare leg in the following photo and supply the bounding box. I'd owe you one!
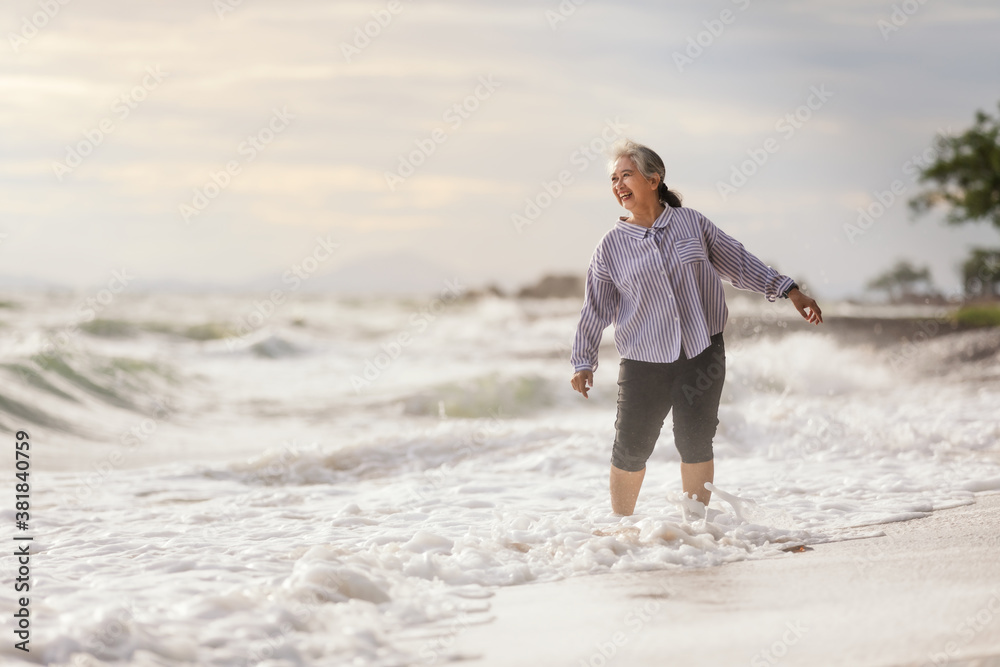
[681,459,714,506]
[609,464,646,516]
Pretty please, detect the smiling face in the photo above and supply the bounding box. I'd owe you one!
[609,156,659,212]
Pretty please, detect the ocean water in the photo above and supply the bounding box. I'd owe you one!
[1,290,998,666]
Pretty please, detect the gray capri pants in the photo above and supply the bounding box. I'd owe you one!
[611,332,726,471]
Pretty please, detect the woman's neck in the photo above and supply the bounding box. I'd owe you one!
[625,201,666,228]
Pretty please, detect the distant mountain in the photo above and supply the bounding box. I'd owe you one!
[244,251,467,297]
[0,256,584,300]
[0,254,481,298]
[0,274,69,291]
[125,277,242,294]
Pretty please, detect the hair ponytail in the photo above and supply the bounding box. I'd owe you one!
[657,180,682,208]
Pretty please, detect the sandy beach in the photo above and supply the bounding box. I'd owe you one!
[446,493,1000,667]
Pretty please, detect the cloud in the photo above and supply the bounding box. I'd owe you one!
[1,0,998,295]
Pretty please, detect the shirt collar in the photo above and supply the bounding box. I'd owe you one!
[614,205,672,239]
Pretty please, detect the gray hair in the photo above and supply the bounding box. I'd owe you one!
[607,139,682,207]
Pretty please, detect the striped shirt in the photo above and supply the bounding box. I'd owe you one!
[571,205,795,372]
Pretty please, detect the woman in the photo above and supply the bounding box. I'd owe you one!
[569,139,822,517]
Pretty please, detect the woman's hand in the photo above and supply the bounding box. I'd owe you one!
[789,288,823,324]
[571,370,594,398]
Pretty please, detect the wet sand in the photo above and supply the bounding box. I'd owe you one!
[448,493,1000,667]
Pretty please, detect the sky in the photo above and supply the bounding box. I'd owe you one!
[2,0,999,300]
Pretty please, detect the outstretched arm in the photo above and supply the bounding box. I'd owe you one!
[700,213,822,324]
[700,212,793,301]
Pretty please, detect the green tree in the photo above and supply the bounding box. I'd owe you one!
[962,248,1000,298]
[866,260,933,303]
[909,101,1000,227]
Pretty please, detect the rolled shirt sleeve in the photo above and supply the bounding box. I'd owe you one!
[570,246,620,373]
[699,213,795,302]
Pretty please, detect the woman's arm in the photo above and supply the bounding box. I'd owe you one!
[699,212,795,302]
[570,246,620,373]
[699,212,822,323]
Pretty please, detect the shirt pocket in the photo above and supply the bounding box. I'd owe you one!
[675,236,706,264]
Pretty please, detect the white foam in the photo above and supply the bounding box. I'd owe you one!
[4,292,998,665]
